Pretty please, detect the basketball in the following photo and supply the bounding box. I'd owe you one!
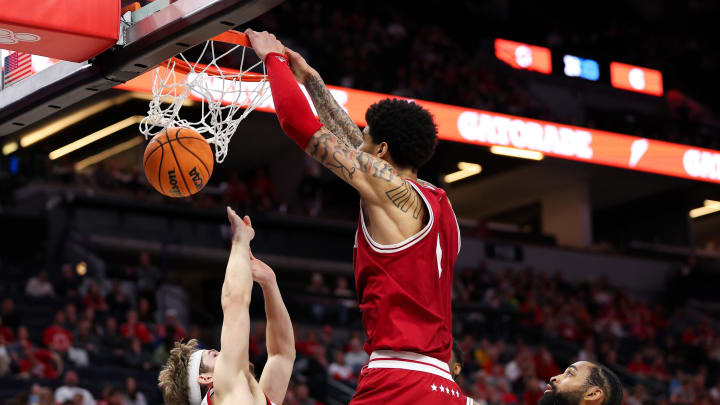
[143,127,214,197]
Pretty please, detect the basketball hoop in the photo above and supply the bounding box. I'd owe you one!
[139,30,272,164]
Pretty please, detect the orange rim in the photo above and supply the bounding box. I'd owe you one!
[161,31,267,81]
[211,30,252,47]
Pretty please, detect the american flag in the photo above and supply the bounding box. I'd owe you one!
[3,51,33,87]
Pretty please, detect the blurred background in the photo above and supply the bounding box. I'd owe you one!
[1,1,719,405]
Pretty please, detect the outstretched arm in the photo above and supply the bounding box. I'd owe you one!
[285,48,363,149]
[250,255,295,405]
[245,29,407,205]
[213,208,254,401]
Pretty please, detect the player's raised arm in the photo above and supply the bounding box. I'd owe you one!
[285,48,364,149]
[245,29,405,204]
[212,207,255,402]
[249,253,295,405]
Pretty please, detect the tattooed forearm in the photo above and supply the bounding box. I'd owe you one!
[304,74,364,149]
[308,131,358,181]
[309,130,398,184]
[385,181,422,219]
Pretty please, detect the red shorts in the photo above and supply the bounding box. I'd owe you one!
[349,351,468,405]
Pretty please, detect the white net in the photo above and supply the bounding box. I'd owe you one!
[139,39,272,163]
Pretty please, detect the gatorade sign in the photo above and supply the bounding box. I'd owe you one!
[118,67,719,184]
[610,62,663,96]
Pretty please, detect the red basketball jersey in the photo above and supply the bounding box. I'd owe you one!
[353,179,461,363]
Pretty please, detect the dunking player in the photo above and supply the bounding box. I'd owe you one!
[247,30,463,403]
[157,208,295,405]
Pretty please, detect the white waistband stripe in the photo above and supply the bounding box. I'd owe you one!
[368,351,453,382]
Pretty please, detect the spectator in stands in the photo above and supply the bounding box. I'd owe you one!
[25,271,55,297]
[1,298,21,329]
[123,337,151,370]
[106,280,131,320]
[534,346,559,383]
[155,309,186,342]
[120,310,152,344]
[65,303,79,329]
[55,370,95,405]
[55,264,81,298]
[96,385,113,405]
[249,167,275,211]
[222,170,250,208]
[344,336,368,374]
[43,310,73,354]
[294,383,319,405]
[577,338,596,361]
[73,319,100,356]
[107,387,124,405]
[626,353,649,377]
[134,252,161,310]
[523,377,544,405]
[81,307,102,335]
[121,377,147,405]
[333,276,355,325]
[0,315,14,343]
[83,280,108,313]
[307,272,329,321]
[297,160,323,217]
[29,383,56,405]
[0,333,10,376]
[7,325,30,358]
[136,298,153,324]
[152,329,174,368]
[17,341,63,380]
[100,317,126,357]
[709,379,720,403]
[328,349,354,382]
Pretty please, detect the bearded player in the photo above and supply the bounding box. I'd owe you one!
[158,208,295,405]
[541,361,623,405]
[247,30,463,404]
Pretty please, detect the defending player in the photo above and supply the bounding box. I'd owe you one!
[541,361,623,405]
[449,342,480,405]
[247,30,463,404]
[157,207,295,405]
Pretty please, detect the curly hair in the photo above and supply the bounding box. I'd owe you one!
[584,362,623,405]
[158,339,210,405]
[365,99,438,170]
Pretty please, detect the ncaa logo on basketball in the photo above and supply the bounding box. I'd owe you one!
[189,167,203,188]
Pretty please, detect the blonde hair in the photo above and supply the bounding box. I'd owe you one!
[158,339,209,405]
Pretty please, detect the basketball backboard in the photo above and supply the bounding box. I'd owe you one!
[0,0,282,138]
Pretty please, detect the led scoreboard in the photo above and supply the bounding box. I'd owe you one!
[494,38,663,97]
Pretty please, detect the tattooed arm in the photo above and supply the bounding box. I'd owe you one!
[245,31,425,237]
[286,48,364,149]
[305,127,424,221]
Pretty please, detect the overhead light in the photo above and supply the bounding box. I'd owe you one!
[49,116,143,160]
[490,146,544,160]
[2,141,18,156]
[689,200,720,219]
[76,261,87,276]
[444,162,482,183]
[20,93,133,147]
[74,136,144,171]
